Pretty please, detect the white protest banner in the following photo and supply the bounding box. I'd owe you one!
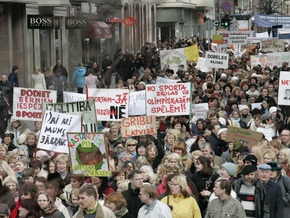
[192,103,209,119]
[265,52,290,69]
[156,76,180,84]
[38,110,82,153]
[63,91,86,102]
[195,57,206,70]
[88,88,129,121]
[146,83,191,116]
[256,32,269,38]
[68,132,110,177]
[228,34,248,45]
[261,38,285,52]
[160,48,187,72]
[251,103,262,110]
[121,116,156,137]
[205,52,229,69]
[217,31,252,44]
[129,90,146,116]
[43,98,97,132]
[250,55,266,68]
[13,88,57,121]
[278,71,290,105]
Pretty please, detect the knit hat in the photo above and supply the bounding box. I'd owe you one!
[219,117,226,126]
[239,105,249,111]
[233,141,243,150]
[261,113,272,122]
[269,106,277,114]
[220,73,227,78]
[35,150,50,161]
[243,154,258,166]
[222,162,237,176]
[217,128,227,136]
[266,162,282,171]
[240,165,257,175]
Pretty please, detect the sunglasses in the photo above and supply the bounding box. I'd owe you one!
[128,144,136,147]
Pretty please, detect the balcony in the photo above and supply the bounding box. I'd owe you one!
[157,0,196,9]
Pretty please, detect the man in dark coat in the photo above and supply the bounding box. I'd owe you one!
[122,170,144,218]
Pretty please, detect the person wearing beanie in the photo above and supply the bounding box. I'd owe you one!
[267,162,290,218]
[258,164,283,218]
[243,154,258,166]
[221,163,237,180]
[240,105,252,126]
[233,164,269,218]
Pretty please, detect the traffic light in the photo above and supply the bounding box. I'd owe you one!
[220,15,230,27]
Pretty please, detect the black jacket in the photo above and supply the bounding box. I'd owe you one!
[122,183,144,218]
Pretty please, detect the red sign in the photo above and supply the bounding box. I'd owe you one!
[222,1,231,12]
[109,16,136,27]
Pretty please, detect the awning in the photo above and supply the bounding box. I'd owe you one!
[37,0,70,6]
[157,2,196,9]
[88,21,112,39]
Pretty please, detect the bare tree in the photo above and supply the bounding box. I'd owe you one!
[255,0,286,15]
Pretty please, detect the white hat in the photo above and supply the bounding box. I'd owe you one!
[269,106,277,114]
[251,73,258,78]
[219,117,226,126]
[217,128,227,136]
[220,73,227,78]
[231,76,239,81]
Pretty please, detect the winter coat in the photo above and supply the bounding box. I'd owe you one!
[273,175,290,218]
[122,183,144,218]
[71,67,86,88]
[73,202,116,218]
[138,199,172,218]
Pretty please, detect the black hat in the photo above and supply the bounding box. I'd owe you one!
[249,83,257,89]
[243,154,258,166]
[267,162,282,171]
[241,165,257,175]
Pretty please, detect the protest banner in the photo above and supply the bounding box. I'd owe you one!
[217,31,252,44]
[121,116,156,137]
[146,83,191,116]
[278,71,290,105]
[195,57,206,70]
[43,98,97,132]
[213,34,224,44]
[63,91,86,102]
[38,110,82,153]
[184,44,199,62]
[160,48,187,72]
[250,55,266,68]
[13,88,57,121]
[251,103,262,110]
[261,38,285,52]
[205,52,229,69]
[228,33,248,45]
[192,103,208,119]
[256,32,269,38]
[254,14,290,28]
[129,90,146,116]
[67,132,110,177]
[156,76,180,84]
[265,52,290,69]
[225,126,263,147]
[87,88,129,121]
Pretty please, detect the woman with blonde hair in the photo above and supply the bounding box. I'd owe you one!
[166,152,184,170]
[135,156,150,170]
[279,148,290,176]
[32,66,46,89]
[163,129,180,153]
[146,144,161,171]
[263,149,277,163]
[139,165,157,185]
[251,141,269,165]
[124,138,138,163]
[161,174,201,218]
[116,179,130,193]
[0,160,16,180]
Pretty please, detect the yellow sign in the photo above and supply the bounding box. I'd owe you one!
[185,45,199,62]
[213,34,224,44]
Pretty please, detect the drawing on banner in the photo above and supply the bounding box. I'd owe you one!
[43,98,97,132]
[63,91,86,102]
[68,132,110,177]
[278,71,290,105]
[146,83,191,116]
[160,48,187,72]
[38,110,82,153]
[205,52,229,69]
[87,88,129,121]
[129,90,146,116]
[121,116,156,137]
[13,88,57,121]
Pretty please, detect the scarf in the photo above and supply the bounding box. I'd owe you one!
[114,206,129,218]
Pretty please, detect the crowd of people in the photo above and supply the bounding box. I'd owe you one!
[0,36,290,218]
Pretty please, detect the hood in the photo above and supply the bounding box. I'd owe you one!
[75,67,86,75]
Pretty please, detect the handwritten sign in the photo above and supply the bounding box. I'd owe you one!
[67,132,110,177]
[87,88,129,121]
[155,76,180,84]
[121,116,156,137]
[225,126,263,147]
[265,52,290,69]
[13,88,57,121]
[192,103,209,119]
[146,83,191,116]
[129,90,146,116]
[63,91,86,102]
[38,111,82,153]
[205,52,229,69]
[43,99,97,132]
[228,34,248,45]
[278,71,290,105]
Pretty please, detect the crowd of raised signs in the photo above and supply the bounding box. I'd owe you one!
[0,37,290,218]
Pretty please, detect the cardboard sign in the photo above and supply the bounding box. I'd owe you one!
[63,91,86,102]
[67,132,110,177]
[88,88,129,121]
[155,76,180,84]
[205,52,229,69]
[38,111,82,153]
[121,116,156,137]
[213,34,224,44]
[228,34,248,45]
[225,126,263,147]
[192,103,209,119]
[43,99,97,132]
[278,71,290,105]
[129,90,146,116]
[160,48,187,72]
[13,88,57,121]
[146,83,191,116]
